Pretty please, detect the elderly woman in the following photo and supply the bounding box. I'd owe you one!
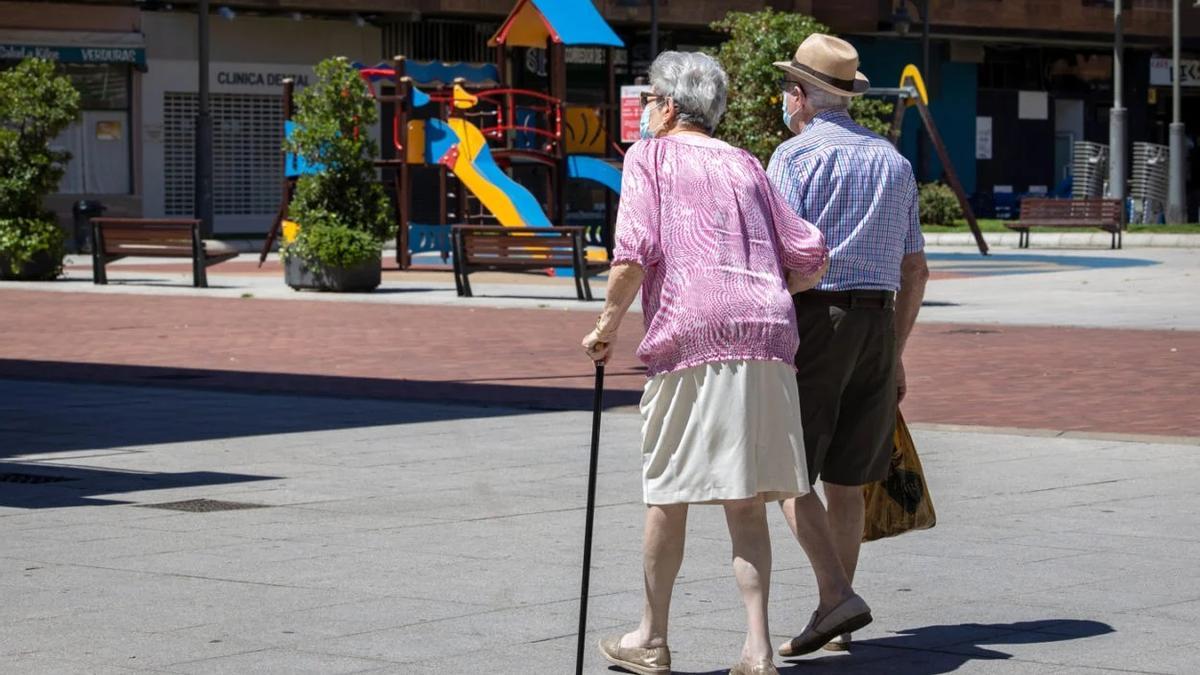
[582,52,828,675]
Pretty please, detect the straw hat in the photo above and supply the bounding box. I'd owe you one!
[774,34,870,97]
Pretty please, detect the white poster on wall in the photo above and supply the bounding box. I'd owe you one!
[1018,91,1049,120]
[975,116,992,160]
[620,85,652,144]
[1151,57,1200,87]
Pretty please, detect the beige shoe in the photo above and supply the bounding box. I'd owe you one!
[598,635,671,675]
[779,594,872,657]
[730,659,779,675]
[822,632,852,652]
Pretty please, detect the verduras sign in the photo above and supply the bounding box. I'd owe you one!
[0,43,146,67]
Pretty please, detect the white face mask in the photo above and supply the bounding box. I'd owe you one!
[639,104,655,140]
[782,93,797,132]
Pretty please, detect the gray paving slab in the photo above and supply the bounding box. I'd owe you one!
[2,378,1199,673]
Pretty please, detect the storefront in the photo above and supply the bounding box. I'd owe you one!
[140,11,379,236]
[1,1,146,228]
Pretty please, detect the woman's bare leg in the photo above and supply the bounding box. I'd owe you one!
[622,503,688,648]
[724,497,773,664]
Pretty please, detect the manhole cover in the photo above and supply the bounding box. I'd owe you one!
[0,472,76,485]
[137,499,268,512]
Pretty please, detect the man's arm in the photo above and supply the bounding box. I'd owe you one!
[894,251,929,402]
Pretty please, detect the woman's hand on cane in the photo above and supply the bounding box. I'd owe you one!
[583,262,644,367]
[582,329,613,365]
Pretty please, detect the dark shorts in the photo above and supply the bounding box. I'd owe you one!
[793,291,898,487]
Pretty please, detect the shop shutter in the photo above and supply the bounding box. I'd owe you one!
[163,92,283,219]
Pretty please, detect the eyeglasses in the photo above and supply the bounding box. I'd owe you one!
[639,91,664,108]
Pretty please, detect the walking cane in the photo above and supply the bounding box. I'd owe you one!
[575,356,605,675]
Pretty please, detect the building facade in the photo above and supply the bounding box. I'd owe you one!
[3,0,1197,234]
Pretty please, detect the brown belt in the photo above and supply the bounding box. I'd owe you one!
[796,289,896,309]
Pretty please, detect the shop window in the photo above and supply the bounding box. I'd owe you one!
[38,63,133,195]
[60,64,129,110]
[162,92,282,219]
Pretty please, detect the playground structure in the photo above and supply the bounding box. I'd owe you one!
[868,65,989,256]
[261,0,627,272]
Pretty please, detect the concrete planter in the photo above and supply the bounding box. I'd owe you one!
[0,249,61,281]
[284,255,381,292]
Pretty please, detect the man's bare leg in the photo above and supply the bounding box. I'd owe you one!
[779,492,854,612]
[824,482,866,584]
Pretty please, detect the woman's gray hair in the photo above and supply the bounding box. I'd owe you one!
[648,51,728,133]
[799,81,850,113]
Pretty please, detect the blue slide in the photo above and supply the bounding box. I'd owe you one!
[423,117,552,227]
[567,155,622,195]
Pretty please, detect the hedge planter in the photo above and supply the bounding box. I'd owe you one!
[0,249,59,281]
[284,255,380,292]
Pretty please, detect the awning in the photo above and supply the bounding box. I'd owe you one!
[0,29,146,68]
[489,0,624,49]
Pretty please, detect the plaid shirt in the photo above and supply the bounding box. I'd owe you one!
[767,110,924,292]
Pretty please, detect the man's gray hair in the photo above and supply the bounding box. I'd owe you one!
[800,81,850,113]
[648,51,728,133]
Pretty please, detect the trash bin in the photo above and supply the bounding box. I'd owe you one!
[71,200,106,253]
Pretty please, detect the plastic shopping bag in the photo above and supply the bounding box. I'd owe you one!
[862,410,936,542]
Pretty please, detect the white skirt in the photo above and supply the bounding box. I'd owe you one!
[640,359,811,505]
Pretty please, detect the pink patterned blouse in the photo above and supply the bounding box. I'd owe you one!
[613,134,828,377]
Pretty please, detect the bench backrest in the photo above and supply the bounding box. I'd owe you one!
[454,226,584,269]
[92,218,199,258]
[1019,198,1122,224]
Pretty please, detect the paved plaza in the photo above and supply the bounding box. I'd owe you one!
[1,243,1199,673]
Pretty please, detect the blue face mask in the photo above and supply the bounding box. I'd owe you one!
[781,96,796,132]
[639,104,654,140]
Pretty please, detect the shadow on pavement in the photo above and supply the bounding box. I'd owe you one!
[0,358,640,421]
[768,619,1113,674]
[0,462,274,509]
[1,361,640,458]
[645,620,1113,674]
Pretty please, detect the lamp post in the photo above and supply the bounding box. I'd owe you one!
[892,0,932,181]
[1166,0,1187,223]
[195,0,214,238]
[1109,0,1127,205]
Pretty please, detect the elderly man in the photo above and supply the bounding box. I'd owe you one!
[767,34,930,657]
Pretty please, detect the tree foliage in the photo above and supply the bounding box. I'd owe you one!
[0,59,80,277]
[710,9,894,164]
[283,58,392,267]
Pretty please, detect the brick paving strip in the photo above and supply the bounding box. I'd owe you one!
[2,289,1197,437]
[64,259,976,282]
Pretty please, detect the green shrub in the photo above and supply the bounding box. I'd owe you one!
[282,58,392,268]
[0,217,65,279]
[710,9,894,165]
[0,59,80,278]
[285,221,381,268]
[918,182,963,226]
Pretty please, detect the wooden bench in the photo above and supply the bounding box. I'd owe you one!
[91,218,239,288]
[451,225,609,301]
[1006,198,1125,249]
